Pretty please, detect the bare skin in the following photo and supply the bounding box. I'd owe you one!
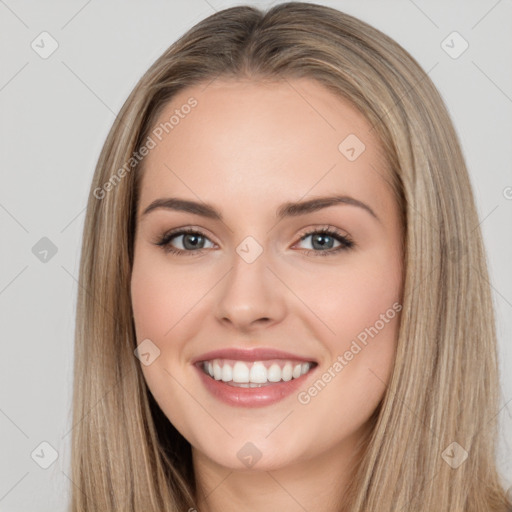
[130,77,404,512]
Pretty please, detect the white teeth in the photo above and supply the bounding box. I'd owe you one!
[282,362,293,381]
[267,363,282,382]
[213,361,222,380]
[232,361,250,383]
[249,362,268,383]
[221,363,232,382]
[202,359,314,384]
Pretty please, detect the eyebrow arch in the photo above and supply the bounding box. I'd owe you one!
[141,195,379,223]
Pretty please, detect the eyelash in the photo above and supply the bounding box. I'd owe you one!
[154,225,355,257]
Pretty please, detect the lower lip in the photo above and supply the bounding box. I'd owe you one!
[194,363,317,408]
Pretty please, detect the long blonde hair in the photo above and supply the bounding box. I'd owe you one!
[70,2,511,510]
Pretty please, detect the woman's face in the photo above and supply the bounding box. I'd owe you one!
[131,77,403,472]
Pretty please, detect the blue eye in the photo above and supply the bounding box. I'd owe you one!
[155,226,354,256]
[155,228,215,255]
[295,228,354,256]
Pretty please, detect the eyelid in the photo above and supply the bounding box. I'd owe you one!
[295,224,351,241]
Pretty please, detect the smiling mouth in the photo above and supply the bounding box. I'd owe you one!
[197,358,318,387]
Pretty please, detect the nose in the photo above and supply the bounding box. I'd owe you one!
[213,247,287,333]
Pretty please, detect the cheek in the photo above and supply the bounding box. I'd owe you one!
[319,274,399,392]
[299,273,400,442]
[130,253,203,437]
[328,260,401,404]
[303,255,402,346]
[130,249,207,341]
[300,249,402,412]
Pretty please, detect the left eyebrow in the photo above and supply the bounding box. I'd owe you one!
[140,194,380,223]
[276,195,379,223]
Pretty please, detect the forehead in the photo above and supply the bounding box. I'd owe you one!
[137,78,391,216]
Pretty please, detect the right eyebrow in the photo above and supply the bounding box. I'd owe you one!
[141,198,222,220]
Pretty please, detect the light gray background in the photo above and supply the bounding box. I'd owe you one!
[0,0,511,510]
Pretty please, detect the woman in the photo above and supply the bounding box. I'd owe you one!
[70,2,512,510]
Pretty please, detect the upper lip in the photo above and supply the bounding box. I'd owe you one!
[192,347,318,364]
